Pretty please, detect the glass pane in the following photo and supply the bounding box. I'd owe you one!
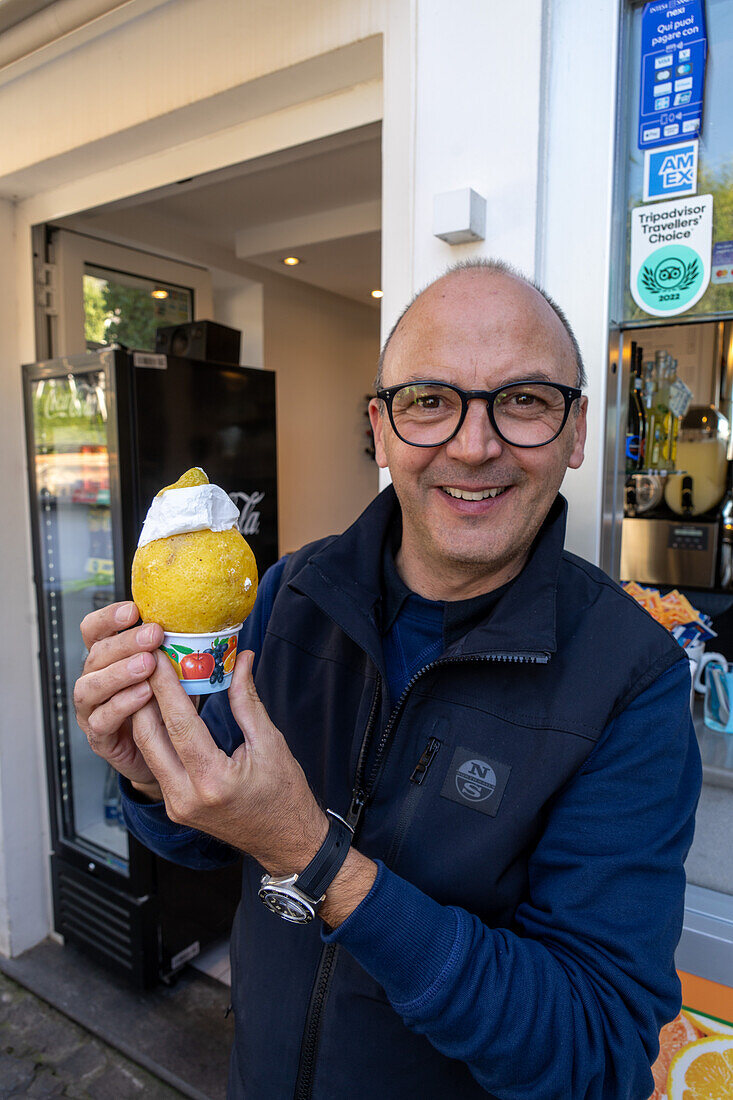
[616,0,733,322]
[31,367,129,874]
[83,263,192,352]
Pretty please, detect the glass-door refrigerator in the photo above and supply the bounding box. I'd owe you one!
[22,346,278,988]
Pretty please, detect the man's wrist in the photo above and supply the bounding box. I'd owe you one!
[318,849,378,930]
[263,809,329,878]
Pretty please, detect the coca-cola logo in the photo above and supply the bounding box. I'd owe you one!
[229,491,264,536]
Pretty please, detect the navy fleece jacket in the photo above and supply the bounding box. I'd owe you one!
[121,556,700,1098]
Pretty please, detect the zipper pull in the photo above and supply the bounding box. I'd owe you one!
[410,737,442,785]
[347,787,366,829]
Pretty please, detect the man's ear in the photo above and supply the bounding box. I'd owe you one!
[368,398,389,469]
[567,396,588,470]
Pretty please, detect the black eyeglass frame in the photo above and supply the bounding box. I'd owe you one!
[375,379,583,449]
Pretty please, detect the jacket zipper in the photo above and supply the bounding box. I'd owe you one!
[294,941,339,1100]
[292,651,547,1099]
[363,651,548,807]
[293,676,382,1100]
[383,735,442,870]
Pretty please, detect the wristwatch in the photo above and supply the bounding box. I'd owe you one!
[258,810,354,924]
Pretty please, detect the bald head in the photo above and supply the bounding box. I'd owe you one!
[376,260,586,391]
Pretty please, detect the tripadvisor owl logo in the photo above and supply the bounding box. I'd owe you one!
[637,244,704,313]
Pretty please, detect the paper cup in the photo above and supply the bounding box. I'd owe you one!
[159,624,242,695]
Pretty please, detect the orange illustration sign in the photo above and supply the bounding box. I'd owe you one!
[648,971,733,1099]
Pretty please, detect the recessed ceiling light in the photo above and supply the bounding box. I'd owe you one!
[282,256,301,266]
[151,288,169,299]
[371,289,383,299]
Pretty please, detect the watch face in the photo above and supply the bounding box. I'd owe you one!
[259,883,316,924]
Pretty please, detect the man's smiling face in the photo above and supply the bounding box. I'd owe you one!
[369,270,588,600]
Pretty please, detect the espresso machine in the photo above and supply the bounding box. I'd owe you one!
[621,406,731,588]
[620,321,733,592]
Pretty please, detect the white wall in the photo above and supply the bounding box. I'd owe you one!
[381,0,544,332]
[212,272,265,370]
[539,0,621,563]
[379,0,544,478]
[264,278,380,552]
[0,202,51,955]
[213,265,381,549]
[379,0,618,564]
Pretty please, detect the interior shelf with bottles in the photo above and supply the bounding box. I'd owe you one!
[620,321,733,592]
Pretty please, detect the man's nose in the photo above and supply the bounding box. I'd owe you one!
[445,398,504,464]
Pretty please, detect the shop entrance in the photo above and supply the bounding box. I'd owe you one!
[36,122,382,554]
[24,123,382,987]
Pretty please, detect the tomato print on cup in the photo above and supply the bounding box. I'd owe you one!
[159,625,242,695]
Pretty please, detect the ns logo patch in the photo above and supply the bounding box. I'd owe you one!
[455,759,496,802]
[441,747,511,817]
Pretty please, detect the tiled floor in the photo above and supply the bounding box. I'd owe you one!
[0,937,233,1100]
[0,970,186,1099]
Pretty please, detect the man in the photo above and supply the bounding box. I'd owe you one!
[74,260,700,1099]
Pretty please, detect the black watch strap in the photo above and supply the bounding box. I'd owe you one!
[296,810,354,902]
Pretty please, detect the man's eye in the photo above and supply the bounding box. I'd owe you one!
[414,395,442,409]
[500,391,544,409]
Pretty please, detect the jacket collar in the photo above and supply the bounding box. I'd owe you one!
[288,485,565,666]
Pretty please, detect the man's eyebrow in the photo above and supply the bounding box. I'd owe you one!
[500,369,554,384]
[384,368,560,388]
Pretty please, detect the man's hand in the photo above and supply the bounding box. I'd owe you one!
[134,651,378,925]
[74,601,165,800]
[135,649,329,874]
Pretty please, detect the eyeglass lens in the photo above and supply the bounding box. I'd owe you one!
[390,383,568,446]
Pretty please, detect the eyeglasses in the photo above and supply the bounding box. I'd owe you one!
[375,380,582,449]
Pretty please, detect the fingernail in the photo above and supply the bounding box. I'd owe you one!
[116,604,133,625]
[128,654,148,675]
[137,625,157,645]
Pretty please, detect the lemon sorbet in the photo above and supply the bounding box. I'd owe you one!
[131,468,258,632]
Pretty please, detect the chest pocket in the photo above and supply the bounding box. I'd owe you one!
[371,688,596,924]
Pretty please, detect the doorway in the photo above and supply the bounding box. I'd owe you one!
[40,124,383,553]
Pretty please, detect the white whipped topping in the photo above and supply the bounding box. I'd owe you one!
[138,484,240,547]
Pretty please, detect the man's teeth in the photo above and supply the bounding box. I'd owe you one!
[442,486,506,500]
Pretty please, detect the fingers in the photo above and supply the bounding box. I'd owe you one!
[228,651,276,746]
[81,601,140,649]
[149,653,220,773]
[80,677,154,750]
[75,648,157,725]
[131,697,187,786]
[84,622,164,675]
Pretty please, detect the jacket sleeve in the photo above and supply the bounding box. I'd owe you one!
[119,555,289,869]
[324,658,701,1100]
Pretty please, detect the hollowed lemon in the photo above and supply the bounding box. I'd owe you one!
[131,468,258,632]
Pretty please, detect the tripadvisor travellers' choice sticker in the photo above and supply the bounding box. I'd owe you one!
[630,194,712,317]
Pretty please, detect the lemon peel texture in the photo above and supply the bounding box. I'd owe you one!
[132,468,258,632]
[156,466,209,495]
